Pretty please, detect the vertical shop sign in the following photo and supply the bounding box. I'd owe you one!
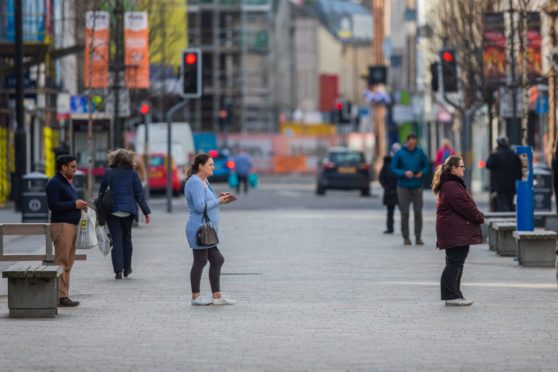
[483,12,506,86]
[526,12,542,79]
[84,11,110,88]
[124,12,150,89]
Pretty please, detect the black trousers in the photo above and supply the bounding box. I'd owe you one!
[190,247,225,293]
[440,245,469,300]
[496,192,515,212]
[107,215,135,274]
[386,204,396,232]
[236,174,249,193]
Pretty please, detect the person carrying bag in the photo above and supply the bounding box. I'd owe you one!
[185,153,236,306]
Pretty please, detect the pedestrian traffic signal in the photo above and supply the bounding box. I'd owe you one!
[333,98,350,124]
[181,48,202,98]
[439,49,458,93]
[139,102,150,115]
[430,62,439,92]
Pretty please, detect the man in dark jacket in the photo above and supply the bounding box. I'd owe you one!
[485,136,522,212]
[391,134,430,245]
[46,155,88,307]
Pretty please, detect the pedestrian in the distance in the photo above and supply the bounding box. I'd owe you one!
[485,136,522,212]
[435,138,456,167]
[379,143,400,234]
[432,156,484,307]
[185,153,236,306]
[233,147,253,194]
[391,133,430,245]
[46,154,88,307]
[98,149,151,280]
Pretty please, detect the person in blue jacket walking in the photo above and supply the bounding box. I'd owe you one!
[390,133,430,246]
[185,153,236,306]
[98,149,151,280]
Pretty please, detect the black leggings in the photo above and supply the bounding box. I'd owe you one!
[190,247,225,294]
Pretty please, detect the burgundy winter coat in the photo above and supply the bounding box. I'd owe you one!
[436,174,484,249]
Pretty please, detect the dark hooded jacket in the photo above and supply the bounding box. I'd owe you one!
[486,144,522,194]
[379,156,398,205]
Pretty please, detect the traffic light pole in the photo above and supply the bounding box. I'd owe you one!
[14,0,26,212]
[166,99,189,213]
[143,109,151,204]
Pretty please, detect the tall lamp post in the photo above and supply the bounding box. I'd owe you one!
[14,0,27,211]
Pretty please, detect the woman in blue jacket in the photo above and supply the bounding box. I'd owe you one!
[99,149,151,279]
[185,153,236,306]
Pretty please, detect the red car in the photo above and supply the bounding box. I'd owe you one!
[148,153,182,196]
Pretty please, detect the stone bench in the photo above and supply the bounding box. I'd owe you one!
[494,222,516,257]
[483,211,557,231]
[513,230,558,268]
[2,264,63,318]
[0,223,87,318]
[487,218,515,251]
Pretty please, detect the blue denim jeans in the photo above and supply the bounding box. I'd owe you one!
[107,215,135,274]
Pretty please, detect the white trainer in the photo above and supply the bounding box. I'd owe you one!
[191,297,212,306]
[212,296,237,305]
[445,298,473,307]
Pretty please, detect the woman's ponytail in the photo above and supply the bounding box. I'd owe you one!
[432,155,462,195]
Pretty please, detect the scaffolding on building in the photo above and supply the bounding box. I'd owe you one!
[187,0,274,134]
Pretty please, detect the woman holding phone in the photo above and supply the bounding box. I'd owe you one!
[184,153,236,306]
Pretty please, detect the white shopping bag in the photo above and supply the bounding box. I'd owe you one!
[96,224,111,257]
[76,207,98,249]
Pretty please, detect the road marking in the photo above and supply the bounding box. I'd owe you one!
[377,281,558,289]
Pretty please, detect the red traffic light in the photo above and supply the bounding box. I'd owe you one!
[335,101,344,111]
[442,51,454,63]
[139,103,150,115]
[185,53,197,65]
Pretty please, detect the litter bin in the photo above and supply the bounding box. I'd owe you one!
[73,170,86,201]
[22,172,49,223]
[533,164,552,211]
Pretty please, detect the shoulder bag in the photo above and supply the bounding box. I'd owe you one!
[196,203,219,247]
[95,169,113,226]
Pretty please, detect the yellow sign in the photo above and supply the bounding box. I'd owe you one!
[0,127,10,206]
[280,122,336,136]
[44,126,55,177]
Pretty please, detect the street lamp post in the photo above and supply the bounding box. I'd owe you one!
[14,0,27,212]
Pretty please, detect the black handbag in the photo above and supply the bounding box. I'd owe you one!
[95,170,113,226]
[196,204,219,247]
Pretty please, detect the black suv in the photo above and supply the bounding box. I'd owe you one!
[316,148,371,196]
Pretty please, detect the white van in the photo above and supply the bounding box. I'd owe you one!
[135,122,195,182]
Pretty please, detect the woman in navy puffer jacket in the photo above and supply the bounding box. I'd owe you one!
[99,149,151,279]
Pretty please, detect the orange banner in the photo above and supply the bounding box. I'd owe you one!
[84,11,110,88]
[125,12,150,89]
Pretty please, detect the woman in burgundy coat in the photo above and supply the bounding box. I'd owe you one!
[432,156,484,306]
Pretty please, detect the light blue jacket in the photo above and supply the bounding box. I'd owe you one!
[184,175,220,249]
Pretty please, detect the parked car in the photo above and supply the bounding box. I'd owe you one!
[208,149,235,183]
[148,153,181,196]
[316,147,371,196]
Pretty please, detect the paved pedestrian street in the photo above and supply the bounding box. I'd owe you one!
[1,205,558,371]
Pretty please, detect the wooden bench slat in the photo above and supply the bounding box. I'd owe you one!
[0,224,49,235]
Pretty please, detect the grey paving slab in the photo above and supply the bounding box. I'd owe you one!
[0,205,557,371]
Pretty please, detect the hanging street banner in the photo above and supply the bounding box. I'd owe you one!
[483,12,506,87]
[84,11,110,88]
[526,12,542,79]
[125,12,150,89]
